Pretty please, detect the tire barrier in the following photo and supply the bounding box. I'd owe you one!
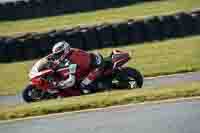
[0,9,200,62]
[112,22,130,46]
[0,0,163,20]
[0,38,8,62]
[96,24,114,48]
[143,16,163,41]
[80,27,100,50]
[158,15,178,39]
[65,29,85,49]
[128,20,146,43]
[191,12,200,34]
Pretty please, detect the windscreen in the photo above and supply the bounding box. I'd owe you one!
[29,58,49,79]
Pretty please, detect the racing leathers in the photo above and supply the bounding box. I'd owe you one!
[49,48,104,93]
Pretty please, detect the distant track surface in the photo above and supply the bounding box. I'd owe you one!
[1,98,200,133]
[0,71,200,105]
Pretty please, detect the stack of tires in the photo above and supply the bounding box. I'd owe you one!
[0,0,160,20]
[0,9,200,62]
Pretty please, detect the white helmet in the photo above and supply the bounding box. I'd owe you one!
[52,41,70,59]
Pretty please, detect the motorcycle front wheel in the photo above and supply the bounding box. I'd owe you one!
[22,84,45,103]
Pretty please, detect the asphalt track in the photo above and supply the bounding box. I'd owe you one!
[0,71,200,105]
[0,98,200,133]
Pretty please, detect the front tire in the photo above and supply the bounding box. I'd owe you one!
[22,85,45,103]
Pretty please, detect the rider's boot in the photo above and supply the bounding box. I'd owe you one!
[80,78,93,94]
[80,67,104,94]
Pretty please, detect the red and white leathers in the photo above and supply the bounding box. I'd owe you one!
[51,48,104,92]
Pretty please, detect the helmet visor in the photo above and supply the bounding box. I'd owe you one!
[53,51,64,60]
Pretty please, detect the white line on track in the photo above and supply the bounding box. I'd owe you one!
[1,96,200,124]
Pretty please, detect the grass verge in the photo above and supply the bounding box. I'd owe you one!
[0,0,199,36]
[0,35,200,96]
[0,81,200,120]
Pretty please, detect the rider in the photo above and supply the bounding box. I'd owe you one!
[48,41,104,94]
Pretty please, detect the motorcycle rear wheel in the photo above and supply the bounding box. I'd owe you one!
[114,67,143,89]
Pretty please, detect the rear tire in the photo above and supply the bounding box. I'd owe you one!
[114,67,143,89]
[126,67,143,88]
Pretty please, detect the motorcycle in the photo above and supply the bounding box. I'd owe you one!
[22,50,143,103]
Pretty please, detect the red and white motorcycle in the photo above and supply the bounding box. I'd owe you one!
[22,50,143,102]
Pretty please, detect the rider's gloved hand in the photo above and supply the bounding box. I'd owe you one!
[48,60,60,71]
